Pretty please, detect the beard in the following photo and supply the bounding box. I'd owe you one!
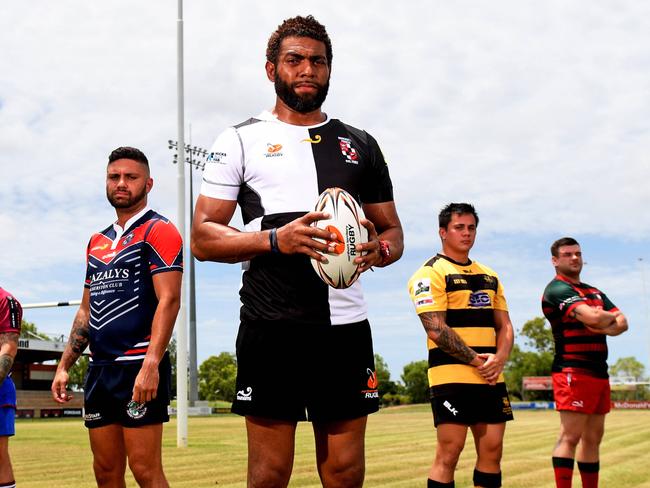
[107,184,147,209]
[274,74,329,113]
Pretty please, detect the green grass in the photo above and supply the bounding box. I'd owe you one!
[11,406,650,487]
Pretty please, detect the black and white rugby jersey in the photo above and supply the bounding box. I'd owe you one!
[200,111,393,326]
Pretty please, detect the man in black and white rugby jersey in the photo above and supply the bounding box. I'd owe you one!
[192,15,403,488]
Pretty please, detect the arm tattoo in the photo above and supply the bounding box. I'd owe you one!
[420,311,477,364]
[0,332,18,383]
[68,317,90,355]
[0,354,14,383]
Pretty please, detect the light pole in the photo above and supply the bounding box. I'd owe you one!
[168,141,208,406]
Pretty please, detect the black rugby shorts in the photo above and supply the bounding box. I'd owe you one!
[84,352,171,428]
[430,382,514,426]
[232,319,379,422]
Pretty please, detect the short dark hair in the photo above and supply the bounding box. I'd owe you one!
[266,15,333,67]
[108,146,149,166]
[438,203,479,229]
[551,237,580,257]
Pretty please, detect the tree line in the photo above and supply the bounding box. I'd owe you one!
[22,318,648,402]
[194,317,649,404]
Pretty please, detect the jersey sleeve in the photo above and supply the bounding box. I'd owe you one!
[407,264,448,314]
[84,237,93,289]
[145,220,184,275]
[544,280,585,319]
[493,276,509,311]
[359,132,394,204]
[600,291,618,312]
[0,291,22,334]
[200,127,244,201]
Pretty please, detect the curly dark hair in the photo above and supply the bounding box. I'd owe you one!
[108,146,149,167]
[266,15,333,67]
[438,203,479,229]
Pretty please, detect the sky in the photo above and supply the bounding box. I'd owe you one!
[1,1,649,382]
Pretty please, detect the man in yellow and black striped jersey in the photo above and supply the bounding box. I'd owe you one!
[407,203,514,488]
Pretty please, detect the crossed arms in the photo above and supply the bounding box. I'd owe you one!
[570,304,628,336]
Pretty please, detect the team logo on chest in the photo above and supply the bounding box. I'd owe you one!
[122,232,135,246]
[338,137,358,164]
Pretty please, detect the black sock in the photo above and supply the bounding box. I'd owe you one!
[428,479,455,488]
[473,468,502,488]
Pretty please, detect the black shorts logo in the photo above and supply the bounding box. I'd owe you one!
[126,401,147,419]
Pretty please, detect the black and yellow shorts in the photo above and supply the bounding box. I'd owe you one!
[430,383,514,426]
[232,319,379,422]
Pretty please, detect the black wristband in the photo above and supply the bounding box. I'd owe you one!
[269,228,280,253]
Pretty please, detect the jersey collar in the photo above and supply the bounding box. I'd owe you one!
[110,206,151,250]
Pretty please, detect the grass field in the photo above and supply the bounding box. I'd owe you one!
[11,406,650,487]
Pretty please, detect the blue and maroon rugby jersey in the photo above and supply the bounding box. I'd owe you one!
[85,208,182,365]
[542,274,618,378]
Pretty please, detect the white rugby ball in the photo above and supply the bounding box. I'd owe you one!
[311,187,368,289]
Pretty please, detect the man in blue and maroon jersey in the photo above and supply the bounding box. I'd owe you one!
[542,237,628,488]
[0,287,21,488]
[51,147,182,488]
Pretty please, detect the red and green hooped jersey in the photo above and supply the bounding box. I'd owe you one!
[542,275,617,378]
[85,208,182,365]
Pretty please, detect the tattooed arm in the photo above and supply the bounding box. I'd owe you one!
[0,332,19,384]
[418,311,484,367]
[51,288,90,403]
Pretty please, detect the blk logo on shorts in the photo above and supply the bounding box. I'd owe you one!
[443,400,458,416]
[571,400,584,408]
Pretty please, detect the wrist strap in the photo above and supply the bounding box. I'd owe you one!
[269,228,280,253]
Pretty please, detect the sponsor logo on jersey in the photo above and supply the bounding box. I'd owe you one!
[468,291,491,307]
[362,369,379,399]
[443,400,458,416]
[559,295,583,310]
[415,279,431,296]
[122,232,135,246]
[126,400,147,419]
[207,151,227,164]
[90,268,130,282]
[416,297,434,307]
[338,137,358,164]
[302,135,322,144]
[91,243,110,251]
[265,143,283,157]
[101,251,117,260]
[237,386,253,401]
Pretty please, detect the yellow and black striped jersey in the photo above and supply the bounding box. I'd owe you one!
[407,254,508,391]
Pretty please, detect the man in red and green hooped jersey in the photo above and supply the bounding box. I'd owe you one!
[542,237,628,488]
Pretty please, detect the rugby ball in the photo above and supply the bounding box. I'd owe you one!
[311,187,368,289]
